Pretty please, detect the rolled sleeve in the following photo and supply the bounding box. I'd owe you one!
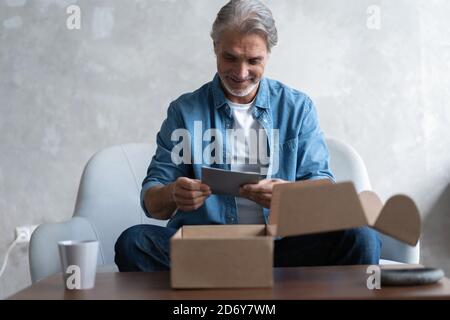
[140,103,191,217]
[296,98,335,183]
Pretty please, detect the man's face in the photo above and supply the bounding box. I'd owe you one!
[215,30,269,103]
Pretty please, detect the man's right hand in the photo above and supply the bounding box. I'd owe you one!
[170,177,211,211]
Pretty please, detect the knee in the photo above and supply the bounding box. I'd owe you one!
[114,224,176,272]
[114,225,145,262]
[115,224,164,270]
[343,227,381,264]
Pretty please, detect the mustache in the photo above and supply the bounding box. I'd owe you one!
[226,74,255,82]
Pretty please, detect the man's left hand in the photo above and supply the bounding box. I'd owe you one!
[239,178,289,209]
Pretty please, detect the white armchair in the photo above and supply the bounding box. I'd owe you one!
[29,139,420,282]
[326,138,420,264]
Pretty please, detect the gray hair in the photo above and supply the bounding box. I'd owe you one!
[211,0,278,52]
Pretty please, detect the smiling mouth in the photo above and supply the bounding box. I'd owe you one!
[228,76,252,85]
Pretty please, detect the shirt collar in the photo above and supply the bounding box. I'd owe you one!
[211,73,270,110]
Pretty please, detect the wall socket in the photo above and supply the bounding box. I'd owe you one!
[15,225,39,243]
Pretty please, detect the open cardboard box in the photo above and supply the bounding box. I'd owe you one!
[170,180,421,289]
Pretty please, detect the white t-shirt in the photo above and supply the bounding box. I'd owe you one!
[227,98,267,224]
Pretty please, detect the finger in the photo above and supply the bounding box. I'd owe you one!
[239,188,264,199]
[239,187,251,197]
[189,179,211,193]
[242,183,272,193]
[244,190,271,201]
[199,183,211,193]
[176,192,209,203]
[240,190,257,203]
[178,178,204,191]
[255,193,272,202]
[259,178,287,185]
[241,192,270,208]
[174,189,206,200]
[192,179,211,192]
[249,193,271,208]
[180,178,211,193]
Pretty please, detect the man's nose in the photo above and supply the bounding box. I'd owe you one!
[235,63,249,79]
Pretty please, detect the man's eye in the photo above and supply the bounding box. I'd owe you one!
[225,56,235,61]
[249,59,260,65]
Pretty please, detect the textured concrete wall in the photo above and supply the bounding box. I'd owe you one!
[1,0,449,298]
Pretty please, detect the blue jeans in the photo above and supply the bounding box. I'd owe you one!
[114,225,381,272]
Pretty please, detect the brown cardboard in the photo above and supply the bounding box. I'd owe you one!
[269,181,421,246]
[171,225,273,288]
[171,180,421,289]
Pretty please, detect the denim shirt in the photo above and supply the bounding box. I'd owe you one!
[141,73,335,229]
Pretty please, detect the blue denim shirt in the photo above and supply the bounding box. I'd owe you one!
[141,73,334,229]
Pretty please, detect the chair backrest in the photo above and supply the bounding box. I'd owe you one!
[73,139,419,265]
[72,143,167,265]
[326,138,372,192]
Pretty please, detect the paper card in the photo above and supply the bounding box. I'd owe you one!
[201,166,264,196]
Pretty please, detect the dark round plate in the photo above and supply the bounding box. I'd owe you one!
[381,267,445,286]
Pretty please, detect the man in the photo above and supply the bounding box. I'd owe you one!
[115,0,380,272]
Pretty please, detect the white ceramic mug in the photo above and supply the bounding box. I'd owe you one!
[58,240,99,290]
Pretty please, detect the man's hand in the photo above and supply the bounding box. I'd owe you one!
[171,177,211,211]
[239,178,288,209]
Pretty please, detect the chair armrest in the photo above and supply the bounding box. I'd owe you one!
[29,216,100,283]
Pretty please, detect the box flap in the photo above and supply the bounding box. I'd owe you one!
[373,195,421,246]
[358,191,384,226]
[181,225,267,238]
[269,180,368,237]
[269,180,421,246]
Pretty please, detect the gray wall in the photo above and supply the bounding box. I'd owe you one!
[1,0,449,298]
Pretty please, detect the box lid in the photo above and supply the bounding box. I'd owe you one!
[268,180,421,246]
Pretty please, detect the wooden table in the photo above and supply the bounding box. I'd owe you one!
[9,265,450,300]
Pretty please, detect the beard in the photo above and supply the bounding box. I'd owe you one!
[219,74,260,98]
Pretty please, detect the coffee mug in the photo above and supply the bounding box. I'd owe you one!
[58,240,99,290]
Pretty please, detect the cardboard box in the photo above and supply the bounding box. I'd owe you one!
[170,180,421,289]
